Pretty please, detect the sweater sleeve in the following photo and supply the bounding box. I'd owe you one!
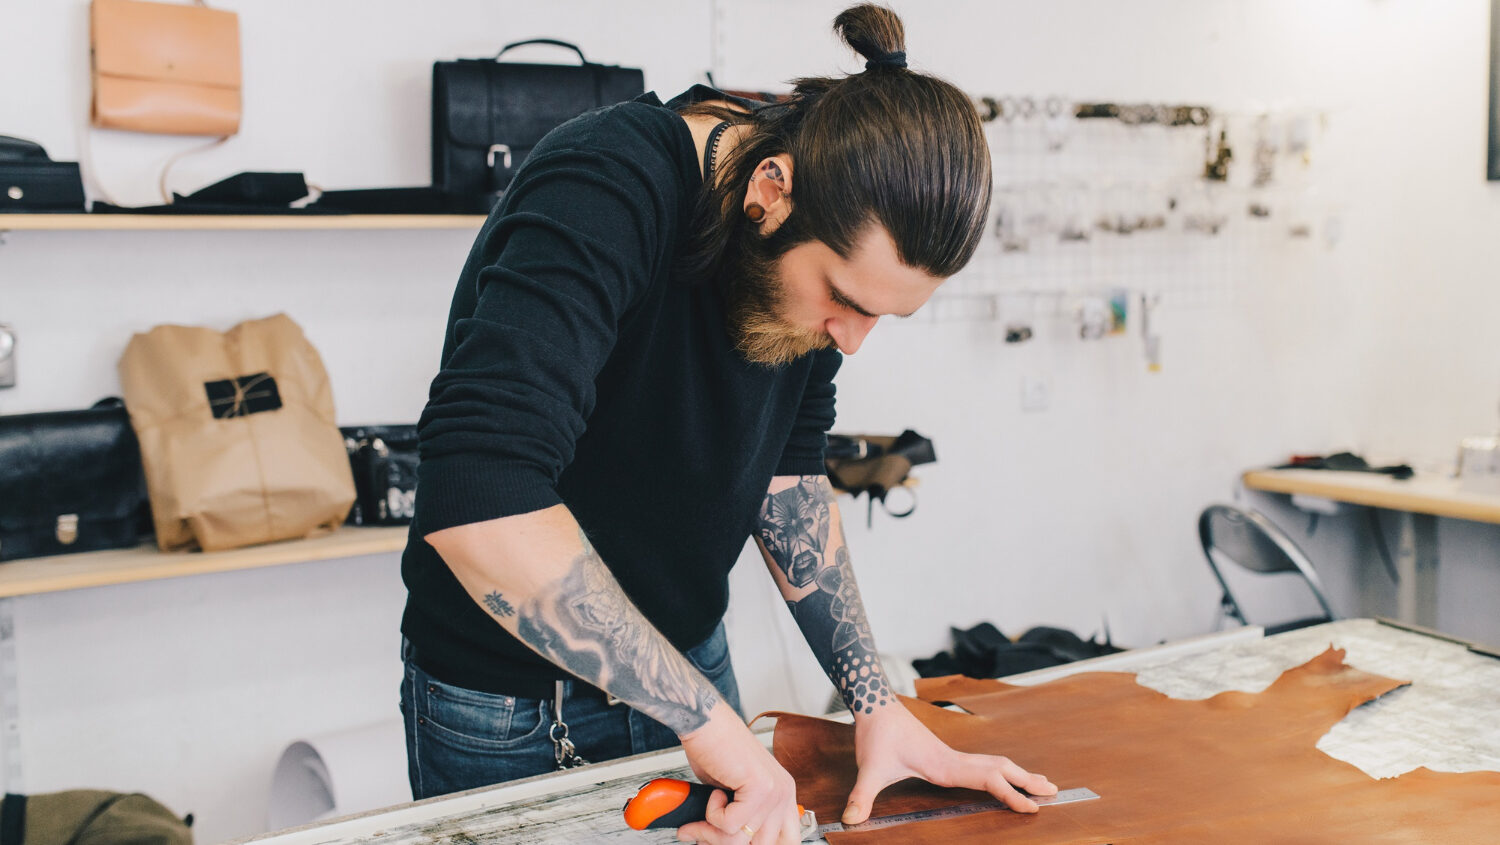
[774,346,843,477]
[415,121,677,533]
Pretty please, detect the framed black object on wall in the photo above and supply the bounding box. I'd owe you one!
[1491,0,1500,179]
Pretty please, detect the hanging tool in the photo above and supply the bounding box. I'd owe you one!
[1204,128,1232,181]
[623,777,1100,840]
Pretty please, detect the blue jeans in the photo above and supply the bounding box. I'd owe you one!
[400,622,742,800]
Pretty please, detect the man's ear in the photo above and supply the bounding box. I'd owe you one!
[744,155,794,233]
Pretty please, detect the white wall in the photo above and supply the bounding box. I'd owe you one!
[722,0,1500,715]
[3,0,1499,841]
[10,554,407,842]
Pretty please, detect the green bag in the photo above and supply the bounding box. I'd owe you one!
[0,791,192,845]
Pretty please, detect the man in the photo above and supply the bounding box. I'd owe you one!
[400,6,1053,843]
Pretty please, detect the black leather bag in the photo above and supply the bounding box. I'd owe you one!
[0,398,153,561]
[92,171,318,215]
[0,135,86,213]
[431,39,644,212]
[340,425,418,526]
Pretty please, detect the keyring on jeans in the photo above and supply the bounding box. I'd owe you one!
[550,680,589,769]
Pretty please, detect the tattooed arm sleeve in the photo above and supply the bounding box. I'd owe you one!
[755,475,893,716]
[426,506,720,735]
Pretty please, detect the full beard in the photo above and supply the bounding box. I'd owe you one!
[721,228,836,368]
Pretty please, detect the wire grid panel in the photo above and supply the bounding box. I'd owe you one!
[939,110,1319,320]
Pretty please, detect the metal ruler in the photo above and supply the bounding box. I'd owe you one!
[807,787,1100,839]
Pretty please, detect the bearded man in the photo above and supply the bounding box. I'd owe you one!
[399,6,1054,844]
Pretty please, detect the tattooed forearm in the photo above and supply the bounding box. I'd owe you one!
[512,530,720,735]
[758,477,832,587]
[759,477,893,715]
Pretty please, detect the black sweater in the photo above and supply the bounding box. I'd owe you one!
[401,88,842,698]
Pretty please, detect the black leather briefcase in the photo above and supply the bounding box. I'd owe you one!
[0,398,153,561]
[0,135,86,213]
[340,425,419,526]
[431,39,644,213]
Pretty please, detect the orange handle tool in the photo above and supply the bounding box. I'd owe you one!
[623,778,807,832]
[623,778,717,830]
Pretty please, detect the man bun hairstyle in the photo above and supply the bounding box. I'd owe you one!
[684,3,991,289]
[834,4,906,70]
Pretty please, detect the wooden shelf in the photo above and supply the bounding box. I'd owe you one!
[0,214,485,231]
[0,525,409,598]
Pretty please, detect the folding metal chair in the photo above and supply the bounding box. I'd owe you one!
[1198,504,1337,635]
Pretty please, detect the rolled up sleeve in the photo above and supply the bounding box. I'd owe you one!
[774,346,842,477]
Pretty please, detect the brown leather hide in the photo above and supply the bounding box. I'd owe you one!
[770,648,1500,843]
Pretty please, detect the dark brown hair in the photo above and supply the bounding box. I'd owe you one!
[681,4,991,287]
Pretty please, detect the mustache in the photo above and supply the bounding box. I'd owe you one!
[733,309,835,367]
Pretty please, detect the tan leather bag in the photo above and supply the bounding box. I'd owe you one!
[118,314,355,552]
[90,0,242,136]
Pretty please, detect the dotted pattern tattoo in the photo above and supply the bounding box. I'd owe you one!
[483,591,515,617]
[833,649,891,715]
[761,477,892,715]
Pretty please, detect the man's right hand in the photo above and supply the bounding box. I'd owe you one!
[428,507,795,839]
[675,701,803,845]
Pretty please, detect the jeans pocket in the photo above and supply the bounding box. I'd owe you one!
[419,673,548,752]
[687,624,732,677]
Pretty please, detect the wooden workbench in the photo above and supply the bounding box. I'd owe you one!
[1242,468,1500,626]
[231,619,1500,844]
[1242,468,1500,525]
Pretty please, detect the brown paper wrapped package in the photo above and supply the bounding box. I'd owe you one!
[118,313,354,552]
[770,648,1500,843]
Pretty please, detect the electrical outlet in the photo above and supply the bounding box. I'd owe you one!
[0,324,14,389]
[1021,375,1050,412]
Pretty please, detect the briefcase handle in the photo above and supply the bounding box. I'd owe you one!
[492,38,591,65]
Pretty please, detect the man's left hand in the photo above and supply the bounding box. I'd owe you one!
[843,701,1057,825]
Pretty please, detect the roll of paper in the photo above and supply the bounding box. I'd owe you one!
[268,719,408,830]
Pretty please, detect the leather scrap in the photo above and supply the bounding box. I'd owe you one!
[770,648,1500,843]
